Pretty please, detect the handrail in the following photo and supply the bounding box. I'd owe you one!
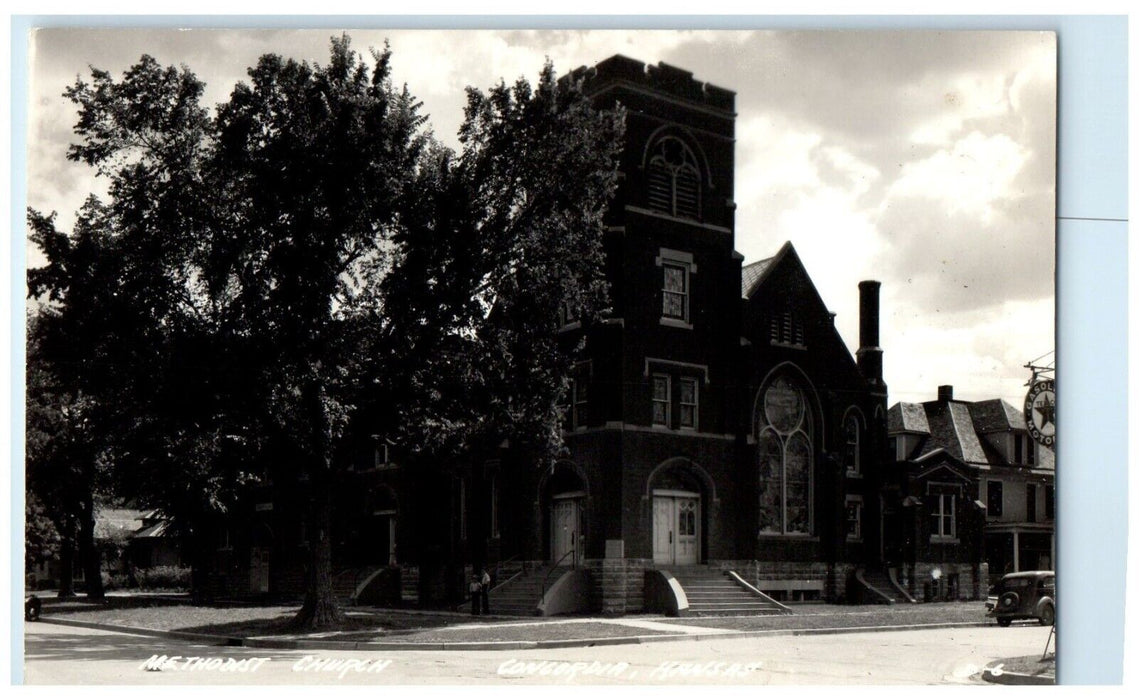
[487,555,526,596]
[331,566,363,605]
[727,570,792,614]
[539,549,576,604]
[492,554,525,584]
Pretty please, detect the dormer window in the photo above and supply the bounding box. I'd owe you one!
[647,136,701,220]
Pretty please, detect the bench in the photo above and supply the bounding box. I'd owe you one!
[755,579,826,602]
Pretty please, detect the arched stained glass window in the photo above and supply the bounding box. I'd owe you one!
[756,375,814,535]
[647,137,701,220]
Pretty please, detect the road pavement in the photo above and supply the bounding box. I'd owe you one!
[22,619,1052,685]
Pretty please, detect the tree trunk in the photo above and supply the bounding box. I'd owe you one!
[292,378,342,630]
[57,520,75,599]
[190,523,215,604]
[77,498,105,600]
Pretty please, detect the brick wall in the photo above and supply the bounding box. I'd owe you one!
[904,561,982,601]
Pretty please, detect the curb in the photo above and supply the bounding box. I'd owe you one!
[981,668,1055,686]
[34,615,989,652]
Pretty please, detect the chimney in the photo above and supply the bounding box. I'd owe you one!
[938,385,954,402]
[856,280,884,389]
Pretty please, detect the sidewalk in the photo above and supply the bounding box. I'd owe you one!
[33,600,998,652]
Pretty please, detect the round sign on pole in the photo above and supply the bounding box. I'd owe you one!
[1024,379,1056,447]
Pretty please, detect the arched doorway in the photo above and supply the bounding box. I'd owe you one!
[647,459,710,566]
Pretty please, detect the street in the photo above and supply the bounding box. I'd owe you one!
[22,620,1052,685]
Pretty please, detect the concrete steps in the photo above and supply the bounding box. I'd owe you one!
[399,566,419,606]
[487,566,564,616]
[859,568,912,604]
[670,566,786,616]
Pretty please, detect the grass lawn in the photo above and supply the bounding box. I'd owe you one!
[47,603,470,638]
[330,621,671,644]
[43,598,1000,643]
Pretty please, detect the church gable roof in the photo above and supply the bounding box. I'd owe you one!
[741,256,776,297]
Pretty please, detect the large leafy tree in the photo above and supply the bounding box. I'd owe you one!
[29,40,622,627]
[27,55,249,600]
[384,64,625,467]
[210,37,426,627]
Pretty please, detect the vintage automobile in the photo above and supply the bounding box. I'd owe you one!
[986,570,1055,627]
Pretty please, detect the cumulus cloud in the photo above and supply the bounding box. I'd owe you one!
[23,28,1055,405]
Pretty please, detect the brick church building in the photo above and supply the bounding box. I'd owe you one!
[216,55,896,613]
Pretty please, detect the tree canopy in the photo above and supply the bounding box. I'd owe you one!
[27,36,624,627]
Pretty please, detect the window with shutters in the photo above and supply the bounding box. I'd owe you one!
[646,136,702,220]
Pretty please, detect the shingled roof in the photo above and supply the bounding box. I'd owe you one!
[888,402,931,433]
[741,256,775,297]
[970,398,1027,433]
[888,394,1054,471]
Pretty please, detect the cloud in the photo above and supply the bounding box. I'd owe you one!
[22,28,1055,406]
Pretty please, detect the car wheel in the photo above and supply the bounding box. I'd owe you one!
[997,617,1012,627]
[1039,604,1055,627]
[999,591,1019,610]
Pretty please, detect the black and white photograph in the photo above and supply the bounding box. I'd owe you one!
[20,24,1066,685]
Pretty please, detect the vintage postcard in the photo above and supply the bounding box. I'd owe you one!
[21,27,1060,685]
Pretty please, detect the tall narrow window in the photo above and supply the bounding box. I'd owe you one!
[1027,483,1038,523]
[846,496,863,541]
[490,476,499,538]
[843,413,862,476]
[572,378,588,429]
[652,375,671,427]
[1044,485,1055,520]
[987,480,1004,518]
[679,378,698,429]
[930,493,956,539]
[756,375,814,535]
[646,136,701,219]
[662,263,689,321]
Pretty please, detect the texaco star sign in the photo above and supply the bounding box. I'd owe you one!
[1024,379,1056,447]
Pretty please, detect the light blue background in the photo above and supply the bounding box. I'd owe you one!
[9,14,1128,685]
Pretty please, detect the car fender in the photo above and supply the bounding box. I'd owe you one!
[1034,595,1055,617]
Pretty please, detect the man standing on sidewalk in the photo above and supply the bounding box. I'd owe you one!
[469,574,482,616]
[480,568,492,615]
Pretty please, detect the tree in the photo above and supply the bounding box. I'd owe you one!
[210,36,427,627]
[384,63,625,468]
[28,55,241,601]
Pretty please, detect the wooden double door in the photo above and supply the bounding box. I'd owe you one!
[653,491,701,565]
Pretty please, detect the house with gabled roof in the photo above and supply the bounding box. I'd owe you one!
[887,385,1055,598]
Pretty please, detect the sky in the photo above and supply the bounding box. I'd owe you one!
[23,28,1056,407]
